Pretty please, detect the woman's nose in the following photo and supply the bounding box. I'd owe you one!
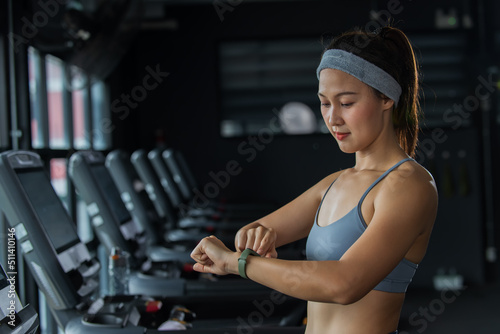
[327,107,342,126]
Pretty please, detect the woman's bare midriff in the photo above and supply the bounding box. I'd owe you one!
[305,290,405,334]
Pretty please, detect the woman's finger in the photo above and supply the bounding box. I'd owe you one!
[252,226,266,252]
[191,236,214,261]
[193,262,214,274]
[256,228,277,256]
[190,235,233,276]
[235,229,250,252]
[244,229,256,250]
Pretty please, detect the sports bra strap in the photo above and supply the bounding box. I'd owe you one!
[358,158,413,206]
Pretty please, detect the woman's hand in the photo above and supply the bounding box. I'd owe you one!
[235,224,278,258]
[190,236,239,275]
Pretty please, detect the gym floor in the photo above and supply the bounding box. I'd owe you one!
[399,282,500,333]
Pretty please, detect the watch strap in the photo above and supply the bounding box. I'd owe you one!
[238,248,260,279]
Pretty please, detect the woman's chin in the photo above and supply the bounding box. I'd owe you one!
[336,143,356,154]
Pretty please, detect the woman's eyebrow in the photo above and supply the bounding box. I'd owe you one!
[317,91,358,98]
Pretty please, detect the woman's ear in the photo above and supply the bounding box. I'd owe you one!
[381,96,395,112]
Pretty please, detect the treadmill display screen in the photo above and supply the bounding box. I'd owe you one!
[91,165,131,225]
[16,169,80,253]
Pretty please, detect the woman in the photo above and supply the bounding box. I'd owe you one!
[190,26,438,334]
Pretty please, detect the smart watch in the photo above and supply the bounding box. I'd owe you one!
[238,248,260,279]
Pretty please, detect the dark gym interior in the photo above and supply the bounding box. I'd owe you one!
[1,0,500,333]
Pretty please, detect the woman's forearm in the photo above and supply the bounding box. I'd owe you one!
[228,253,353,305]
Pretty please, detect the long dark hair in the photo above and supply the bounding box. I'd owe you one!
[324,26,421,158]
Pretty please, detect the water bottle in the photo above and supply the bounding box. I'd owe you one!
[108,247,130,296]
[157,305,196,330]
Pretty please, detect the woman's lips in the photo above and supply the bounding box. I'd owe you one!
[334,132,349,140]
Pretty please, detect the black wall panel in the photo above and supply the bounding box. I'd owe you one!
[413,127,485,287]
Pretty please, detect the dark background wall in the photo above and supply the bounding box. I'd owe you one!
[108,0,499,288]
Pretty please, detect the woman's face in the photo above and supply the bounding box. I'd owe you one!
[318,68,394,154]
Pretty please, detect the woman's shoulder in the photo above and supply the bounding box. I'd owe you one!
[383,159,438,203]
[396,159,435,183]
[373,159,438,235]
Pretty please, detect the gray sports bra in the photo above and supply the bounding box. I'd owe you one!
[306,158,418,293]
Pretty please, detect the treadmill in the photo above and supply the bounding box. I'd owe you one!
[0,149,195,332]
[0,150,306,333]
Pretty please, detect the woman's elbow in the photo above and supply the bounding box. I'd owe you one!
[338,290,367,305]
[323,277,365,305]
[333,290,363,305]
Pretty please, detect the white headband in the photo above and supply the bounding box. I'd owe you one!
[316,49,402,106]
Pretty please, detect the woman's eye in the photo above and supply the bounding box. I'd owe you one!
[320,103,330,107]
[341,103,353,107]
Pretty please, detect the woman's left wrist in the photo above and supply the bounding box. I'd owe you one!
[226,251,241,275]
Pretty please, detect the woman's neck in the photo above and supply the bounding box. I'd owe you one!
[353,136,408,172]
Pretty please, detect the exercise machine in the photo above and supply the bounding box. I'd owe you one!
[0,150,305,333]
